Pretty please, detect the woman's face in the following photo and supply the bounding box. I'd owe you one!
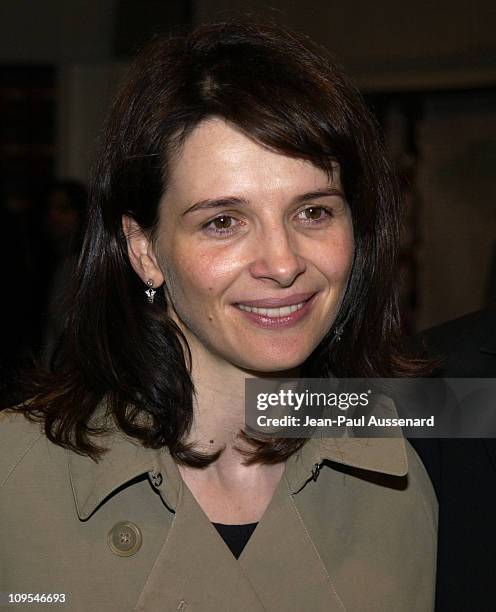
[152,118,354,372]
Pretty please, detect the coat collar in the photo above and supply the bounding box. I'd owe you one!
[135,467,348,611]
[68,400,408,520]
[67,432,165,520]
[284,397,408,493]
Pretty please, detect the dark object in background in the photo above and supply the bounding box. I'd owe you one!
[0,180,87,407]
[114,0,192,58]
[486,239,496,307]
[410,309,496,612]
[41,180,87,365]
[0,190,38,369]
[0,185,48,400]
[0,65,56,403]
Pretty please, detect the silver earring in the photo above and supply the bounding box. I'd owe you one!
[334,324,343,342]
[145,279,156,304]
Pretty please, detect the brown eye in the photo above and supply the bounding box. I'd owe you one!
[297,206,332,223]
[213,216,233,229]
[304,207,323,220]
[203,214,241,236]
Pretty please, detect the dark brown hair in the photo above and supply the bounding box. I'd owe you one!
[18,18,428,466]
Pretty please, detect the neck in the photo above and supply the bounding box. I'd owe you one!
[183,333,299,466]
[177,333,291,522]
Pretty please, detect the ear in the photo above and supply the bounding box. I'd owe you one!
[122,215,164,288]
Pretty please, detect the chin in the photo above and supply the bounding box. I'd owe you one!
[236,352,309,375]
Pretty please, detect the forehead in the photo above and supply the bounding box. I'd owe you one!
[165,118,339,202]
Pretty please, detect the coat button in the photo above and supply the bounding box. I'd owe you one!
[108,521,143,557]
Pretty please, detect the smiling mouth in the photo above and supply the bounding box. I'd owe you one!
[237,302,307,318]
[233,293,317,329]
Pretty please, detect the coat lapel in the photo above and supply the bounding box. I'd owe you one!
[134,482,265,611]
[134,433,406,612]
[239,472,346,611]
[67,400,410,611]
[134,461,347,612]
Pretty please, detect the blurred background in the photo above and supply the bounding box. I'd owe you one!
[0,0,495,380]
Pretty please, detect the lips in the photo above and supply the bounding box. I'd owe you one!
[233,292,318,328]
[233,292,316,309]
[237,301,306,318]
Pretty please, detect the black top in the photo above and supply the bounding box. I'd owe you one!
[212,522,258,559]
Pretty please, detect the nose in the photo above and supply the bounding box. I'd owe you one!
[248,226,306,287]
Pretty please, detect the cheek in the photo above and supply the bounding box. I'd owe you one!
[340,239,356,280]
[312,232,355,284]
[162,245,239,309]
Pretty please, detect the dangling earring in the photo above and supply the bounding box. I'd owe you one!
[145,279,156,304]
[333,324,343,342]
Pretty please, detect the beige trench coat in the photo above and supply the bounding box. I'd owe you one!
[0,408,436,611]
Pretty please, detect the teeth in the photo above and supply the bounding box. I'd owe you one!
[237,302,306,317]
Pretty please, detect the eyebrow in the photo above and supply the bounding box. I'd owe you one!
[181,187,344,216]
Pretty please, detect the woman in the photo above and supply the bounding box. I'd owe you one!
[0,19,436,611]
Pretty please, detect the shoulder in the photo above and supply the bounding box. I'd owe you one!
[0,408,47,488]
[416,309,496,377]
[421,309,496,352]
[405,439,438,529]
